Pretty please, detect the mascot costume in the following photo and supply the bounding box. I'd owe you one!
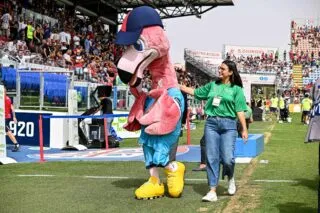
[115,6,185,199]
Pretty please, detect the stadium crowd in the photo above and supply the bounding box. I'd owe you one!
[0,0,121,85]
[290,20,320,66]
[226,52,289,74]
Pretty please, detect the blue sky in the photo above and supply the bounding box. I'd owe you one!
[163,0,320,63]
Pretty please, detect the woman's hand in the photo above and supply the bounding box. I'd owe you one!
[179,84,194,96]
[242,129,248,143]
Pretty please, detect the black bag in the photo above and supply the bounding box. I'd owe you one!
[108,136,120,148]
[90,136,119,148]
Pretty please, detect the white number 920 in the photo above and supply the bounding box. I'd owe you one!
[9,121,34,137]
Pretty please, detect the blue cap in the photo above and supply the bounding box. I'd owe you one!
[115,6,163,45]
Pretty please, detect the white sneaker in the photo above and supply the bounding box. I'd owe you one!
[228,177,236,195]
[202,191,218,202]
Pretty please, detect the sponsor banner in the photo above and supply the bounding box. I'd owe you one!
[185,49,222,60]
[112,113,140,138]
[289,104,301,113]
[240,74,276,101]
[240,74,276,85]
[6,112,51,146]
[202,58,223,66]
[224,45,278,58]
[0,85,6,158]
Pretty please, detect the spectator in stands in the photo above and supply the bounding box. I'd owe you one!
[73,48,84,80]
[1,9,12,39]
[4,87,20,152]
[84,34,91,54]
[43,22,51,40]
[50,28,59,43]
[41,39,50,59]
[33,24,43,53]
[17,17,26,40]
[25,20,34,49]
[63,49,73,66]
[180,60,248,202]
[59,27,70,47]
[73,31,80,48]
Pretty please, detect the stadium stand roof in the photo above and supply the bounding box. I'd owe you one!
[57,0,233,24]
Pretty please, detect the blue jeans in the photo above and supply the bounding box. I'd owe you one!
[204,116,237,188]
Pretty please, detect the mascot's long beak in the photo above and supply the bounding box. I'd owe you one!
[117,46,158,87]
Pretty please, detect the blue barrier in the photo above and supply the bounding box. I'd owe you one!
[42,113,129,119]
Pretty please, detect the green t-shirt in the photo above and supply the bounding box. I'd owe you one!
[245,105,252,119]
[194,82,247,118]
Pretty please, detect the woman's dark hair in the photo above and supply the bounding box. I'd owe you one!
[216,60,243,88]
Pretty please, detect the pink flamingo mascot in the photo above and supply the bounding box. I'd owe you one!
[115,6,185,199]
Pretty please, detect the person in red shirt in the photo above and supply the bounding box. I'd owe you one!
[4,87,20,152]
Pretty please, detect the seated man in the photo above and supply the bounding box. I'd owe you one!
[80,86,118,147]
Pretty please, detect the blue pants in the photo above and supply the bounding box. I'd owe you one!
[204,116,237,188]
[139,88,184,168]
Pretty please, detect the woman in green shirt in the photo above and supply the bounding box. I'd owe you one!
[180,60,248,202]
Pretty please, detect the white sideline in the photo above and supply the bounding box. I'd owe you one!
[84,176,129,179]
[253,179,298,183]
[16,174,299,183]
[18,174,55,177]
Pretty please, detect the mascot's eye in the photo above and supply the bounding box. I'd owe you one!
[133,39,145,51]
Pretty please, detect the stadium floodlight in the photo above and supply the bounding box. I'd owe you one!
[75,6,98,17]
[56,0,74,6]
[99,16,116,26]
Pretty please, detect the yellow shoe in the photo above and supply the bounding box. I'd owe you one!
[165,161,185,198]
[135,176,165,200]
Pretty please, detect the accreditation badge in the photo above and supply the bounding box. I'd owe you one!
[212,96,221,107]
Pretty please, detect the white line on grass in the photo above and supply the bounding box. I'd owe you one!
[185,178,208,181]
[84,176,129,179]
[18,174,55,177]
[16,175,299,183]
[254,180,298,183]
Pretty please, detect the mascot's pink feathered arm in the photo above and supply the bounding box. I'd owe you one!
[124,87,181,135]
[123,87,146,132]
[138,88,181,135]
